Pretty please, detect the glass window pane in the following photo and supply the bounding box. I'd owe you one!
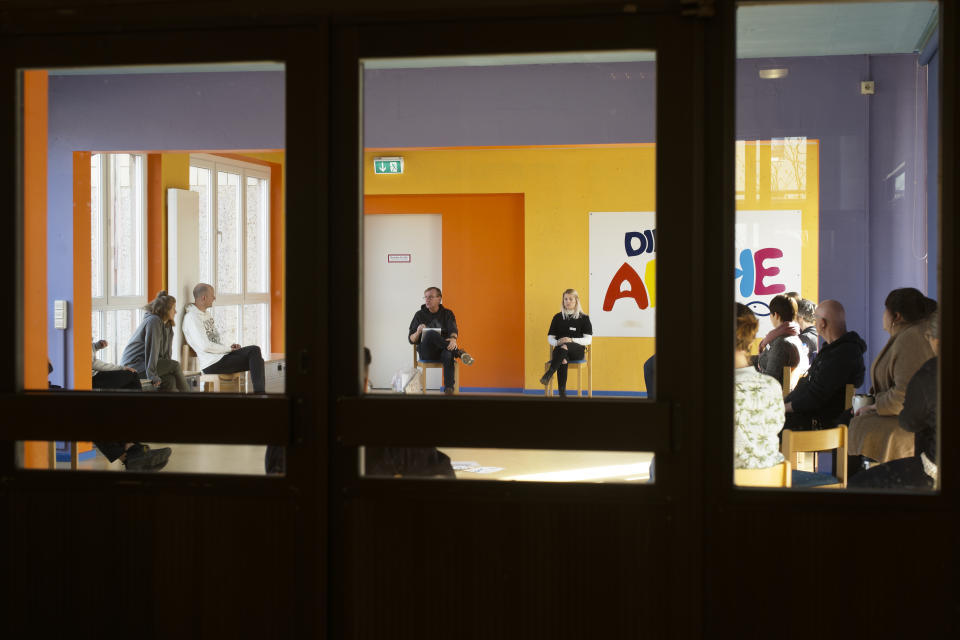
[243,303,269,355]
[115,308,140,365]
[217,170,242,294]
[212,304,240,346]
[110,154,143,297]
[245,176,269,293]
[361,52,657,402]
[91,310,104,362]
[190,165,213,286]
[734,1,940,492]
[90,154,103,299]
[17,441,284,476]
[361,447,654,483]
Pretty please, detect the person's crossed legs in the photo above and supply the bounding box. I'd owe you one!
[418,330,459,391]
[202,345,266,392]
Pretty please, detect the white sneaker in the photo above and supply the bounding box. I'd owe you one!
[460,352,474,366]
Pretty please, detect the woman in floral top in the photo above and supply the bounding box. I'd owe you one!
[734,303,786,469]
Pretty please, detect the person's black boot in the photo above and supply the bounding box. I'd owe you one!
[123,444,172,472]
[540,368,555,386]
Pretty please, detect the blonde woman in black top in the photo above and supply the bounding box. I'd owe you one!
[540,289,593,397]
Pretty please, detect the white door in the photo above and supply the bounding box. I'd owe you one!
[364,214,442,389]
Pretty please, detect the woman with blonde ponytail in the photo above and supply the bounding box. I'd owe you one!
[120,290,190,391]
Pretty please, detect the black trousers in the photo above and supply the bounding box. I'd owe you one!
[418,331,462,390]
[203,345,266,393]
[94,442,128,462]
[265,445,285,474]
[92,369,141,390]
[849,455,934,490]
[548,343,585,393]
[92,371,141,459]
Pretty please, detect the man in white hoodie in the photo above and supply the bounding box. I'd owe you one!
[182,283,266,393]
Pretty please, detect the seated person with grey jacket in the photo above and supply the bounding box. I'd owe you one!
[120,290,190,391]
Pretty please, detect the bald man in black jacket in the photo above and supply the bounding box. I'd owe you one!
[784,300,866,429]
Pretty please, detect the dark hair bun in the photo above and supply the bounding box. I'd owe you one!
[885,287,937,324]
[158,290,167,297]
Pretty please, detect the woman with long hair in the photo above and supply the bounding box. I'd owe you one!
[848,287,937,467]
[540,289,592,398]
[120,290,190,391]
[734,303,786,469]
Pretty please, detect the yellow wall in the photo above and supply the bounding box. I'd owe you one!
[365,142,820,393]
[365,146,657,392]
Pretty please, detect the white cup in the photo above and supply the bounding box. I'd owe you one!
[852,394,874,413]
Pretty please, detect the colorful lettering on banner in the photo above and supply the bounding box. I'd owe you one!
[624,229,656,256]
[735,247,786,297]
[602,258,657,311]
[733,210,804,331]
[589,210,802,337]
[589,212,658,337]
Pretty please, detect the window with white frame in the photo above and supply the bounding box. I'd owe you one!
[90,153,147,367]
[190,154,271,355]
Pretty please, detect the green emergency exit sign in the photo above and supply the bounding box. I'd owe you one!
[374,157,404,175]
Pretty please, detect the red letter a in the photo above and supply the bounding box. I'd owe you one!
[603,263,649,311]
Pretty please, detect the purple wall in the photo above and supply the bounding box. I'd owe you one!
[47,71,285,387]
[867,55,929,379]
[737,54,928,388]
[367,55,931,390]
[364,62,656,147]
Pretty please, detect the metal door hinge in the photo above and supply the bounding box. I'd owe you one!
[681,0,715,18]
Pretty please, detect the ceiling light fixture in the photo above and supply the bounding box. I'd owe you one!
[759,68,789,80]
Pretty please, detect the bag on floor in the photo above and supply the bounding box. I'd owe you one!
[391,367,422,393]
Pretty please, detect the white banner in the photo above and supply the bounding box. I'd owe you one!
[734,210,803,335]
[588,210,803,337]
[589,212,657,337]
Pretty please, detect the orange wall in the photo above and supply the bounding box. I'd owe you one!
[23,71,49,467]
[147,154,164,295]
[72,152,93,390]
[364,194,524,389]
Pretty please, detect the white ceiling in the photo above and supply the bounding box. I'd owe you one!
[737,1,938,58]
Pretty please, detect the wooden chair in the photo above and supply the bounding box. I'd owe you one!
[182,343,247,393]
[781,425,848,488]
[844,383,855,410]
[47,441,79,470]
[782,365,802,397]
[734,460,791,488]
[413,343,459,394]
[544,344,592,398]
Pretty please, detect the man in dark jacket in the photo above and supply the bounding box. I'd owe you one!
[784,300,866,429]
[408,286,474,394]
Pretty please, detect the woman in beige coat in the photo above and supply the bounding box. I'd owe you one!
[849,288,937,463]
